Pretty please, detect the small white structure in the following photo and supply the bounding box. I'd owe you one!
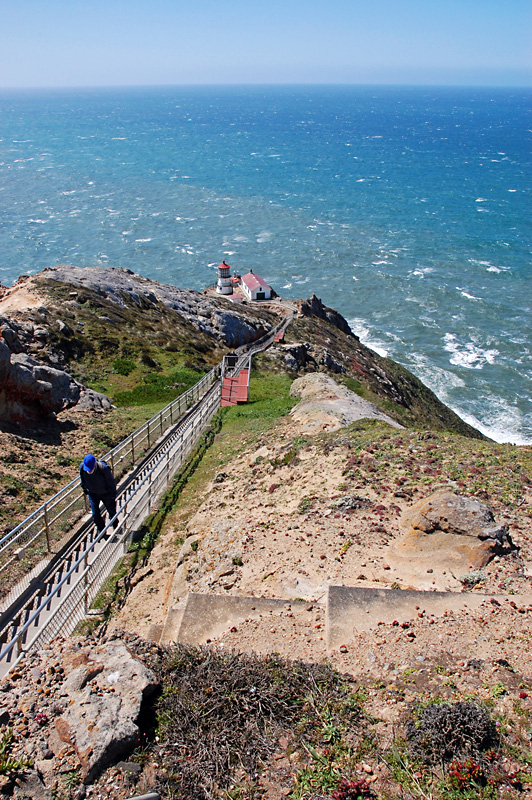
[216,260,233,295]
[240,270,272,301]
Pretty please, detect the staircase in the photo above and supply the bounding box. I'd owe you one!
[221,368,250,407]
[159,586,528,652]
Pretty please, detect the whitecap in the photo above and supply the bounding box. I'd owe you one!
[122,230,132,235]
[223,251,235,256]
[135,238,153,243]
[458,403,532,445]
[356,178,366,182]
[347,317,390,357]
[456,287,481,301]
[475,197,488,202]
[508,189,517,192]
[28,218,48,224]
[486,266,502,273]
[443,333,499,369]
[282,283,292,289]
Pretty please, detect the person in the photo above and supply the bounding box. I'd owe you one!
[80,454,118,535]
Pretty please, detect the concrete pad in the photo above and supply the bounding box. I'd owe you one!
[174,593,296,645]
[160,604,187,645]
[326,585,532,651]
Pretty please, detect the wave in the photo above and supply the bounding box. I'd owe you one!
[443,333,498,369]
[458,401,532,446]
[456,287,481,301]
[347,317,390,357]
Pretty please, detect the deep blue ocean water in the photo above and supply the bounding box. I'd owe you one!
[0,86,530,443]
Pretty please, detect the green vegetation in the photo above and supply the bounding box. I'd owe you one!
[0,729,32,776]
[112,366,204,406]
[112,356,136,376]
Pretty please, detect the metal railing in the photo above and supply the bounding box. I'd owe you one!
[0,381,222,671]
[0,365,221,592]
[0,311,294,671]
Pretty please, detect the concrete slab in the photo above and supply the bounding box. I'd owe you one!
[160,604,187,645]
[174,593,298,646]
[326,585,532,651]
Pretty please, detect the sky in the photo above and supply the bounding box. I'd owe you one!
[0,0,530,88]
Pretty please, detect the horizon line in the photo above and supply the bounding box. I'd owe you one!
[1,80,531,92]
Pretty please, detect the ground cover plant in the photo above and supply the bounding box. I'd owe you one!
[138,645,369,800]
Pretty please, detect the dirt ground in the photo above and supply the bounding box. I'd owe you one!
[108,410,532,684]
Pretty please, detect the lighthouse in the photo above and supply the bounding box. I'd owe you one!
[216,260,233,295]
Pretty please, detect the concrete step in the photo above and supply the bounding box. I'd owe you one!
[162,586,532,652]
[326,585,532,650]
[167,593,302,646]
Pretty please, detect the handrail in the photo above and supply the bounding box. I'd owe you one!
[0,311,294,674]
[0,364,221,589]
[0,382,222,669]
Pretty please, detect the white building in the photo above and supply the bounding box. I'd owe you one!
[240,270,272,301]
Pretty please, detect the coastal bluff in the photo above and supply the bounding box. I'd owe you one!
[0,264,484,439]
[0,265,530,800]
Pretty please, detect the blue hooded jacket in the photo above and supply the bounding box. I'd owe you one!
[79,460,116,498]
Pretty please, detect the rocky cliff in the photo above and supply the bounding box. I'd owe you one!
[0,265,483,439]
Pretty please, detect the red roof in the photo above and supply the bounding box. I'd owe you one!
[217,261,231,270]
[241,272,270,291]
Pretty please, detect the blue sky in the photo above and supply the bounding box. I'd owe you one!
[1,0,530,88]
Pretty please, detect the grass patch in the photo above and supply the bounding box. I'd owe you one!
[158,372,297,534]
[112,366,204,407]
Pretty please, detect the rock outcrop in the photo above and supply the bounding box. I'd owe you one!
[0,635,159,792]
[40,265,271,347]
[289,373,402,433]
[298,293,354,337]
[0,338,81,424]
[389,490,512,575]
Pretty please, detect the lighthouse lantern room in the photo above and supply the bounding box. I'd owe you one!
[216,260,233,295]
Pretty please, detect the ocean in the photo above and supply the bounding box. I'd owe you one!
[0,86,530,443]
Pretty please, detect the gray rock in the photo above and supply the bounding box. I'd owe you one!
[13,769,51,800]
[402,490,509,545]
[0,342,81,424]
[76,386,113,412]
[1,323,24,353]
[55,640,158,783]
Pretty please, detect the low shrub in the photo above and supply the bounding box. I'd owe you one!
[405,701,499,765]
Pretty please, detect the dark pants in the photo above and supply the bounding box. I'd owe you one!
[88,491,117,532]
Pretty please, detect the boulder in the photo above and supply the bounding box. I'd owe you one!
[0,339,81,424]
[388,490,511,579]
[76,386,114,412]
[54,640,158,783]
[401,490,508,545]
